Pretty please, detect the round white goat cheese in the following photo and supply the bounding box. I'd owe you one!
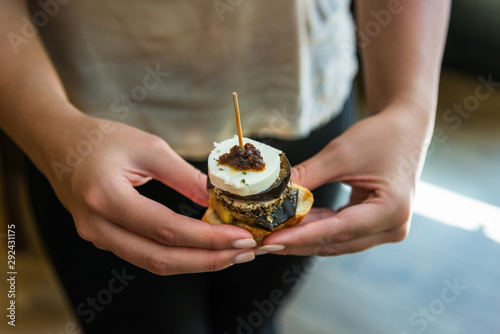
[208,136,282,197]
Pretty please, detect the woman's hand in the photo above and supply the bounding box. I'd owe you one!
[45,114,256,275]
[260,102,431,256]
[259,0,450,257]
[0,1,256,275]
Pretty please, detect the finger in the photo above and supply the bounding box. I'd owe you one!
[96,177,255,249]
[90,218,255,275]
[300,207,337,225]
[137,138,209,207]
[291,159,329,191]
[337,188,373,212]
[268,225,408,257]
[263,199,397,252]
[291,141,351,191]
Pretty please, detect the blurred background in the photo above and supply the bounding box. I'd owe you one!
[1,1,500,333]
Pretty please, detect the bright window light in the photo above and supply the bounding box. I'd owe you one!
[414,181,500,243]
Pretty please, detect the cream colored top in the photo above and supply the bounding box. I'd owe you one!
[34,0,358,160]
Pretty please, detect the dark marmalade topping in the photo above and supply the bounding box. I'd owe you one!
[218,143,265,171]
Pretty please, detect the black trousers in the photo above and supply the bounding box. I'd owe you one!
[28,95,354,334]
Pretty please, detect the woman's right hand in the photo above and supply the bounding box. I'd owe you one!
[44,114,256,275]
[1,1,255,275]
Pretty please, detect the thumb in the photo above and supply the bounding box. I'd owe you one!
[291,145,344,191]
[138,140,209,207]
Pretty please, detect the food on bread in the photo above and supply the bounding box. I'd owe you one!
[202,136,313,244]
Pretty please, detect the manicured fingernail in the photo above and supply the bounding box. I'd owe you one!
[232,251,255,264]
[232,238,257,249]
[257,244,285,252]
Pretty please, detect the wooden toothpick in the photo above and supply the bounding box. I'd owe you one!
[232,92,244,148]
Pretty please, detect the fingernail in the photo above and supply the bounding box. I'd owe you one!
[257,244,285,252]
[232,251,255,264]
[232,238,257,249]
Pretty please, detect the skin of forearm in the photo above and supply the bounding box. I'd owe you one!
[355,0,451,117]
[0,0,84,179]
